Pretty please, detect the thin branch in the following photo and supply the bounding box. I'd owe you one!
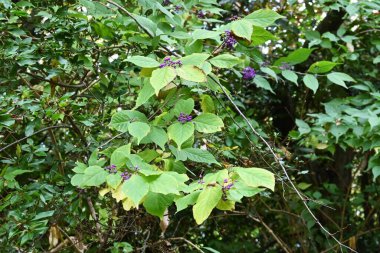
[0,125,71,153]
[248,214,292,253]
[86,197,105,244]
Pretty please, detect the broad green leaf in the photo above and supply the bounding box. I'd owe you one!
[193,186,222,224]
[122,175,149,206]
[192,29,220,41]
[209,54,240,68]
[134,81,155,109]
[71,174,86,187]
[175,191,201,212]
[244,9,284,27]
[261,67,278,82]
[200,94,215,113]
[132,14,157,36]
[308,61,338,74]
[254,75,274,93]
[149,173,179,195]
[168,122,194,149]
[193,113,224,133]
[281,70,298,85]
[296,119,311,135]
[216,199,235,211]
[327,72,356,88]
[110,144,131,168]
[233,167,275,191]
[251,26,278,46]
[275,48,314,66]
[150,67,177,95]
[372,166,380,181]
[106,173,122,189]
[83,166,108,186]
[180,148,219,164]
[110,110,148,132]
[181,53,211,67]
[143,193,174,219]
[303,74,319,94]
[143,126,168,150]
[126,56,160,68]
[231,19,253,41]
[173,98,194,116]
[176,65,207,83]
[128,122,151,144]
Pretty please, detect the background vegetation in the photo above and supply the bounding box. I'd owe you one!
[1,0,379,252]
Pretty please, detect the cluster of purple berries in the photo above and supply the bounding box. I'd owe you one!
[178,112,192,124]
[197,10,206,19]
[162,0,171,6]
[223,30,237,50]
[159,57,183,69]
[121,171,131,181]
[104,164,117,174]
[242,67,256,80]
[222,178,234,190]
[174,5,182,13]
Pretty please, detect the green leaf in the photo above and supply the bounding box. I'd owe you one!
[107,173,122,189]
[281,70,298,85]
[126,56,160,68]
[168,122,194,149]
[231,19,253,41]
[181,53,210,67]
[327,72,356,88]
[296,119,311,135]
[200,95,215,113]
[110,110,148,132]
[83,166,108,186]
[244,9,284,27]
[261,67,278,82]
[176,65,207,83]
[303,74,319,94]
[143,126,168,150]
[32,211,55,221]
[128,122,151,144]
[175,191,201,212]
[308,61,338,74]
[193,186,222,224]
[254,75,274,93]
[134,81,155,109]
[132,14,157,36]
[209,54,240,68]
[149,173,180,195]
[143,193,174,219]
[192,29,220,41]
[275,48,314,66]
[110,144,131,168]
[150,67,177,95]
[251,26,278,46]
[193,113,224,133]
[122,175,150,205]
[173,98,194,116]
[171,147,219,165]
[233,167,275,191]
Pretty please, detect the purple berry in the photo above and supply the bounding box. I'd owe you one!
[223,30,237,50]
[197,10,206,19]
[242,67,256,80]
[162,0,171,6]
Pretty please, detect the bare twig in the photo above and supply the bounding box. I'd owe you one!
[86,197,105,244]
[0,125,71,153]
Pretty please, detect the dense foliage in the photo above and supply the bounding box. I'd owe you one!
[1,0,379,252]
